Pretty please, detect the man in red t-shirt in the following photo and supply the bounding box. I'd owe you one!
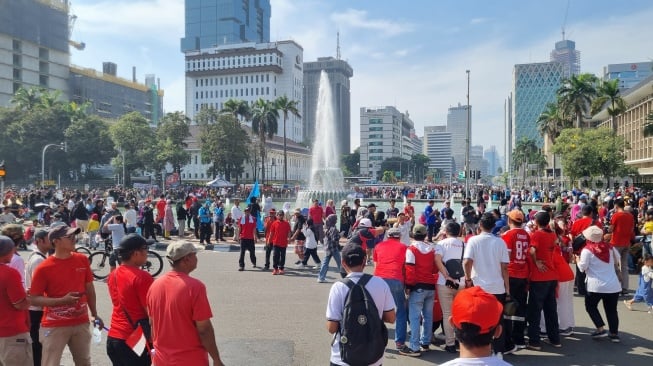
[526,212,560,349]
[147,243,224,366]
[373,228,408,349]
[609,199,635,293]
[238,207,258,271]
[269,211,292,275]
[403,200,416,223]
[263,209,277,270]
[107,234,154,365]
[569,205,596,295]
[30,225,102,366]
[0,235,31,365]
[501,209,529,348]
[308,199,325,244]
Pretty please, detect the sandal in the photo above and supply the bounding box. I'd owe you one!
[623,299,633,311]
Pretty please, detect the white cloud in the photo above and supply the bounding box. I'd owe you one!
[470,17,489,25]
[330,9,415,37]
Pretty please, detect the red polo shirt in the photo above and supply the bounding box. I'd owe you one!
[270,220,292,247]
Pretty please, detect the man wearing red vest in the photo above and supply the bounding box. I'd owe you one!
[402,224,437,357]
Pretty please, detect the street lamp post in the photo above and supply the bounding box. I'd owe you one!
[41,142,65,187]
[465,69,471,199]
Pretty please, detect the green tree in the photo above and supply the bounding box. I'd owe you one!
[512,137,546,183]
[198,111,250,182]
[537,102,571,144]
[152,111,192,175]
[642,112,653,137]
[64,115,115,178]
[109,112,155,186]
[341,147,360,176]
[382,170,396,183]
[591,79,627,134]
[274,96,301,185]
[557,73,598,128]
[251,99,279,184]
[411,154,430,183]
[11,87,42,112]
[221,99,251,125]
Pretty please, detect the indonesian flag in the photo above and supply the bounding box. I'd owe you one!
[125,325,147,356]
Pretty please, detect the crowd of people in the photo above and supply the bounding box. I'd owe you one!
[2,182,653,365]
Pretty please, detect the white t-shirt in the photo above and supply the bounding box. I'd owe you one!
[326,272,395,366]
[395,221,411,246]
[231,205,243,221]
[124,209,138,228]
[108,223,126,249]
[9,253,25,287]
[25,250,47,310]
[302,226,318,249]
[436,237,465,286]
[577,247,622,294]
[463,232,509,295]
[439,355,513,366]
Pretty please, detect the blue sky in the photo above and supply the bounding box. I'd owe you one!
[71,0,653,157]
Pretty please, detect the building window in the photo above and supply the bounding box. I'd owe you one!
[194,173,198,178]
[266,87,269,95]
[12,40,21,52]
[369,118,383,124]
[39,47,49,59]
[195,155,198,164]
[369,127,383,132]
[13,82,21,94]
[39,75,48,87]
[13,68,21,80]
[266,74,269,82]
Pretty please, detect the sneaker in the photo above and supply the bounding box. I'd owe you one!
[398,346,421,357]
[395,342,404,350]
[263,266,269,271]
[317,278,327,283]
[495,352,503,360]
[559,327,574,337]
[515,344,527,350]
[591,330,608,339]
[252,264,257,268]
[526,343,541,351]
[238,267,244,271]
[297,264,306,269]
[272,269,279,275]
[278,269,285,275]
[420,344,430,352]
[503,345,519,355]
[609,334,620,343]
[294,260,301,265]
[443,345,457,353]
[542,338,562,348]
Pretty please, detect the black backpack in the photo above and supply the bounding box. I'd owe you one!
[338,274,388,366]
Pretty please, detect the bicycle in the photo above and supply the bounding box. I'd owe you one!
[88,238,164,280]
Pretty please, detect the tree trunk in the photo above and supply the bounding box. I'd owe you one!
[283,115,288,185]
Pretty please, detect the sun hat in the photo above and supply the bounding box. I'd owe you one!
[582,225,604,243]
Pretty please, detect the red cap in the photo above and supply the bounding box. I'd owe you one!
[451,287,503,333]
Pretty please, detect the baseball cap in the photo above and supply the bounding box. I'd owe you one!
[412,224,427,236]
[34,229,49,240]
[341,243,366,267]
[579,194,588,200]
[167,242,197,262]
[359,218,372,228]
[387,227,401,238]
[48,225,80,242]
[117,234,152,254]
[451,286,503,333]
[367,203,376,209]
[0,235,14,257]
[507,209,524,223]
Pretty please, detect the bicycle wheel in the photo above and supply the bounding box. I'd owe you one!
[88,252,111,280]
[142,251,164,277]
[74,246,92,257]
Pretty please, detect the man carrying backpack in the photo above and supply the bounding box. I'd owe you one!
[326,243,396,366]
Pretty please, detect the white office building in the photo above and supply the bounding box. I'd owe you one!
[184,40,304,142]
[447,103,471,172]
[423,126,452,179]
[360,106,414,180]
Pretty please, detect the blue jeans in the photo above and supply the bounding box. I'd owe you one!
[318,250,341,281]
[408,288,434,350]
[384,279,407,345]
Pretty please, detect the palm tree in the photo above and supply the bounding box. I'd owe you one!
[11,87,41,111]
[536,102,570,144]
[512,137,545,184]
[557,73,598,129]
[221,99,251,126]
[591,79,627,134]
[274,96,301,185]
[251,99,279,184]
[643,112,653,137]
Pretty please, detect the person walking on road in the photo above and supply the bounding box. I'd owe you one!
[25,229,52,366]
[238,207,258,271]
[608,198,635,295]
[147,242,225,366]
[270,210,292,275]
[317,214,342,283]
[231,198,243,242]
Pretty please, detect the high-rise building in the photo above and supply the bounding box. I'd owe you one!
[504,93,513,179]
[483,145,501,176]
[180,0,271,52]
[303,56,353,155]
[184,41,304,142]
[550,39,580,77]
[512,62,565,148]
[359,106,414,180]
[603,62,653,91]
[69,63,164,125]
[423,126,452,179]
[446,103,471,172]
[0,0,70,107]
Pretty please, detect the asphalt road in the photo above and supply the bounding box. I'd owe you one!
[22,238,653,366]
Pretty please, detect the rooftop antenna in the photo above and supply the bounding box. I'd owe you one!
[561,0,570,40]
[336,31,341,60]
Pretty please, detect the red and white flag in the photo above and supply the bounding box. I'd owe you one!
[125,325,146,356]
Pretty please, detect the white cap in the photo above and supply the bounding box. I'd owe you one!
[359,218,372,228]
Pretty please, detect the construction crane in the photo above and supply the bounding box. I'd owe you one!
[561,0,570,40]
[69,10,86,51]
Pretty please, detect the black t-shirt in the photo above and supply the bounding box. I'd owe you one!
[462,205,478,224]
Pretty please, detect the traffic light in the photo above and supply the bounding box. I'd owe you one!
[0,161,5,180]
[470,170,475,179]
[477,170,482,179]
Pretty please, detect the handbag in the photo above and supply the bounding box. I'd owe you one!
[444,242,465,279]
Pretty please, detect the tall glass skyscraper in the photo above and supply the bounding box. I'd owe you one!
[180,0,271,52]
[550,39,580,77]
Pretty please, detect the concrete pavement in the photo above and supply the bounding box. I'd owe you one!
[21,237,653,366]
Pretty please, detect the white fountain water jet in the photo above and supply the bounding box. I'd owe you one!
[296,71,350,207]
